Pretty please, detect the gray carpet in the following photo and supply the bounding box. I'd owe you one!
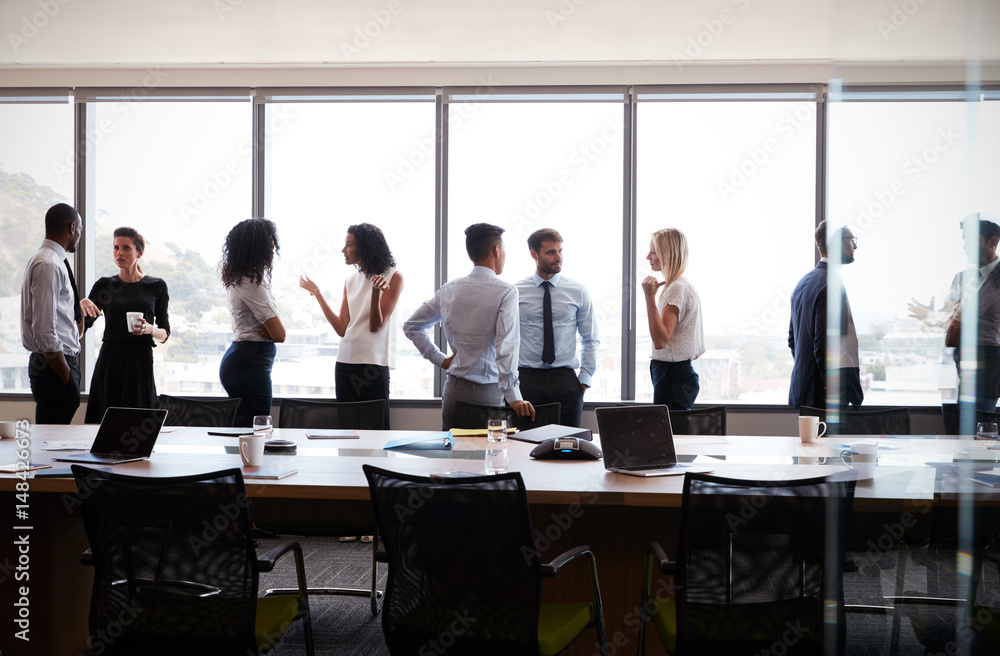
[260,537,1000,655]
[259,536,389,656]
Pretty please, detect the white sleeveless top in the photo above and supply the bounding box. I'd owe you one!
[337,267,397,368]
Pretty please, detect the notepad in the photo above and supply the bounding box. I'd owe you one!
[0,462,52,474]
[243,467,298,480]
[306,429,360,439]
[384,432,453,450]
[448,427,516,437]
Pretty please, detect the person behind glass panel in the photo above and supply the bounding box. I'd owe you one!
[787,220,862,410]
[219,218,286,428]
[942,214,1000,414]
[515,228,599,428]
[79,227,171,424]
[641,228,705,410]
[299,223,404,428]
[20,203,84,424]
[404,223,535,430]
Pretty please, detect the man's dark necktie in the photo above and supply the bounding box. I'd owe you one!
[542,281,555,365]
[64,258,82,324]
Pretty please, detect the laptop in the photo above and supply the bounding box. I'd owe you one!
[595,405,712,477]
[54,407,168,465]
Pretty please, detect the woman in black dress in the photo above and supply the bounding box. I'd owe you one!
[80,227,170,424]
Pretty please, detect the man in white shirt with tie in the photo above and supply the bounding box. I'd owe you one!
[404,223,535,429]
[515,229,599,427]
[21,203,84,424]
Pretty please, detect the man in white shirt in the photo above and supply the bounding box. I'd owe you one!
[404,223,535,429]
[944,214,1000,413]
[21,203,84,424]
[515,229,599,427]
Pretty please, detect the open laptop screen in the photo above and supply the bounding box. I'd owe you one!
[596,405,678,470]
[92,407,168,458]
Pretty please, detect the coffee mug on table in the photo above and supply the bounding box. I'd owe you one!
[126,311,143,334]
[0,421,17,439]
[240,433,265,467]
[798,416,827,443]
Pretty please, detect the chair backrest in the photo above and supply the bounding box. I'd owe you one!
[452,401,562,432]
[942,405,1000,436]
[669,405,727,436]
[278,398,388,430]
[156,394,242,428]
[675,472,855,655]
[71,465,259,655]
[799,405,911,435]
[363,465,543,655]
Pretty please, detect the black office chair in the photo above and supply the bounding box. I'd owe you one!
[452,401,563,432]
[799,405,911,435]
[639,472,855,655]
[669,405,727,436]
[270,397,387,615]
[278,398,388,430]
[363,465,607,656]
[156,394,242,428]
[71,465,314,656]
[942,404,1000,436]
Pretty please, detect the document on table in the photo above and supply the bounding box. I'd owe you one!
[42,440,93,451]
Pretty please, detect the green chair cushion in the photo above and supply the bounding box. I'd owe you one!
[256,594,302,652]
[538,602,595,656]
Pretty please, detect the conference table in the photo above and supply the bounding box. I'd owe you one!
[2,426,1000,655]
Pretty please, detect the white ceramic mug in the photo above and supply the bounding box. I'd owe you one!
[843,443,877,480]
[126,311,143,334]
[239,433,265,467]
[798,416,827,443]
[0,421,17,439]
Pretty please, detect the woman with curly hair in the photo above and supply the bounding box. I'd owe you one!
[219,218,286,427]
[300,223,404,427]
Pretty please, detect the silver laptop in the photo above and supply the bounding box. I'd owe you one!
[54,407,168,465]
[596,405,712,477]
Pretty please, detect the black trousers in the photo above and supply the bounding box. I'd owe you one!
[335,362,391,429]
[28,352,81,424]
[518,367,585,427]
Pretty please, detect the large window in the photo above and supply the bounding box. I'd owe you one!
[447,98,625,400]
[635,98,817,403]
[268,99,437,398]
[86,100,252,396]
[0,98,74,392]
[6,84,998,407]
[828,95,1000,405]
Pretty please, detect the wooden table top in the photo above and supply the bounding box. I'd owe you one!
[4,426,1000,506]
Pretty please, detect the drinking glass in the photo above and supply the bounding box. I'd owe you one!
[253,414,273,438]
[486,418,508,442]
[976,422,998,440]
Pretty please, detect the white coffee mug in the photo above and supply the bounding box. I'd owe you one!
[239,433,265,467]
[842,443,877,480]
[0,421,17,439]
[798,416,827,443]
[126,311,144,334]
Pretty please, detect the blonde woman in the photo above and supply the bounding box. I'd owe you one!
[641,228,705,409]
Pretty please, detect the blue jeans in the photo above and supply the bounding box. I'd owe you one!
[220,341,276,427]
[650,360,699,410]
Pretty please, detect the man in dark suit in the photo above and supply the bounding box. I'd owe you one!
[788,220,863,409]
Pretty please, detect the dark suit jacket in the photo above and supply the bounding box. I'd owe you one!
[788,262,863,408]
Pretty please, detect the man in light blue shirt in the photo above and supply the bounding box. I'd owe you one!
[515,229,599,427]
[404,223,535,429]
